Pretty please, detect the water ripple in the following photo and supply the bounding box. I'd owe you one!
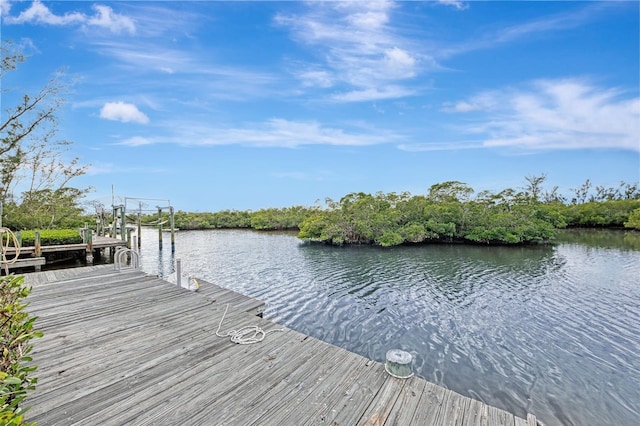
[138,228,640,426]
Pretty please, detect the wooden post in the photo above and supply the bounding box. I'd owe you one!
[170,206,175,253]
[126,228,132,249]
[176,258,182,288]
[137,209,142,250]
[121,204,127,242]
[158,207,163,251]
[34,231,41,257]
[34,231,42,272]
[112,206,118,239]
[86,229,94,265]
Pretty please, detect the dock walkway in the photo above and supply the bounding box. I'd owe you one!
[23,266,539,425]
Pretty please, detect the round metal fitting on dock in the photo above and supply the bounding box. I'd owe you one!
[384,349,414,379]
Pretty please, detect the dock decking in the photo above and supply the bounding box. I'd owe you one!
[2,236,127,273]
[23,266,539,425]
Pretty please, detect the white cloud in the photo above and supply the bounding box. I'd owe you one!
[441,93,500,112]
[446,79,640,151]
[100,102,150,124]
[331,86,415,103]
[86,161,167,175]
[143,118,401,149]
[399,141,484,152]
[118,136,153,147]
[438,3,609,59]
[1,0,13,17]
[436,0,468,11]
[3,1,135,34]
[4,0,84,25]
[276,1,430,102]
[384,47,416,79]
[298,69,334,88]
[206,119,399,148]
[86,5,135,34]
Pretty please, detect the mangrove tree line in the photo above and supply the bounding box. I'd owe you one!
[162,176,640,247]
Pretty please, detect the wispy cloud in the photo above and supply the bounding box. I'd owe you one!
[275,1,432,102]
[3,0,135,34]
[86,161,168,176]
[116,118,401,148]
[438,2,611,58]
[100,102,149,124]
[445,79,640,152]
[399,141,484,152]
[436,0,469,11]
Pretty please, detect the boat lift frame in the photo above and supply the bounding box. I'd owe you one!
[112,197,176,253]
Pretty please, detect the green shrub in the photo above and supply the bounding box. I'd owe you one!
[19,229,82,246]
[625,208,640,230]
[0,275,42,425]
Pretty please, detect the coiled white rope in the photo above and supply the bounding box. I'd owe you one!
[215,303,284,345]
[1,227,20,275]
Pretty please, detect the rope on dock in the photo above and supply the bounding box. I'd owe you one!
[215,303,284,345]
[1,227,20,275]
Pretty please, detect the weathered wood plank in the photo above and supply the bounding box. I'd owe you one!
[381,375,427,426]
[1,256,46,270]
[216,338,337,425]
[23,267,534,426]
[355,371,406,426]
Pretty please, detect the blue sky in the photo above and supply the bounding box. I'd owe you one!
[2,0,639,212]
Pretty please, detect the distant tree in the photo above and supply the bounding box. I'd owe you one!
[1,41,89,229]
[523,173,547,202]
[427,181,474,202]
[542,186,566,203]
[571,179,592,204]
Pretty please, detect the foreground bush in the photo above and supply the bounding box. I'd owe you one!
[0,275,42,425]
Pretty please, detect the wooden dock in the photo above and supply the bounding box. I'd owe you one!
[23,266,540,425]
[2,236,127,273]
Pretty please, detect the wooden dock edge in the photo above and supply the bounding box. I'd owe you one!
[21,266,543,425]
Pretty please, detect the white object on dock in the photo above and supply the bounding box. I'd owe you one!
[385,349,414,379]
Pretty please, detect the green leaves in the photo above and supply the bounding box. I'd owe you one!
[297,187,562,246]
[1,275,42,425]
[17,229,82,246]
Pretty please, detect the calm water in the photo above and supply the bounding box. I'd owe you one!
[136,228,640,426]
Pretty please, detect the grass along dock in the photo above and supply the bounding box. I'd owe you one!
[23,265,540,425]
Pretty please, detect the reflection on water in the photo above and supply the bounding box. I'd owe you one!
[557,228,640,251]
[136,228,640,426]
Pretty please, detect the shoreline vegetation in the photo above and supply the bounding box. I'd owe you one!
[167,180,640,247]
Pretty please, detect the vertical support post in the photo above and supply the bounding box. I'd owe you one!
[137,204,142,250]
[112,206,118,239]
[170,206,175,253]
[34,231,42,272]
[158,207,163,251]
[86,229,94,265]
[34,231,41,257]
[126,228,132,249]
[121,204,127,242]
[132,236,138,252]
[176,258,182,288]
